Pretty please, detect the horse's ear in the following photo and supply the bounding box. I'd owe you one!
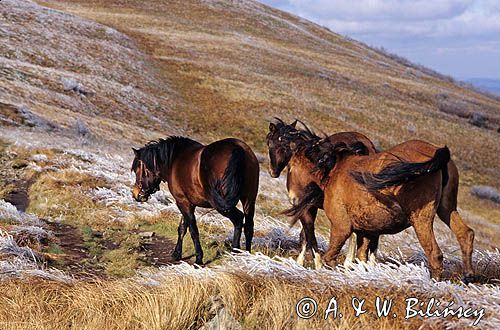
[269,122,276,132]
[290,119,297,128]
[132,148,139,156]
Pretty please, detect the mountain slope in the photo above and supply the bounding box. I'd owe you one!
[38,0,499,187]
[0,0,178,144]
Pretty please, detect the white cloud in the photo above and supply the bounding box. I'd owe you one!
[258,0,500,78]
[282,0,472,21]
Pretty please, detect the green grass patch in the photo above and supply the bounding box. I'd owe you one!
[135,211,228,265]
[102,248,140,278]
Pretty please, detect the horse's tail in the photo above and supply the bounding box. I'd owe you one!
[283,182,324,227]
[211,147,245,214]
[351,146,450,191]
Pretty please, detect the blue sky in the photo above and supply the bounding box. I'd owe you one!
[259,0,500,80]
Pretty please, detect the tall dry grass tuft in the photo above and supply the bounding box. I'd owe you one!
[1,250,499,329]
[0,276,216,330]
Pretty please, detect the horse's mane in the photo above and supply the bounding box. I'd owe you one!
[132,136,199,173]
[271,117,321,147]
[308,140,371,183]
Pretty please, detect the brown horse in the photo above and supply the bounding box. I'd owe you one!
[292,139,475,282]
[267,118,377,268]
[131,136,259,265]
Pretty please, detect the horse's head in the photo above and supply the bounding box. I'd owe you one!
[131,148,161,202]
[266,118,300,178]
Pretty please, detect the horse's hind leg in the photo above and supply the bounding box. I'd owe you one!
[222,207,245,251]
[242,199,255,252]
[323,220,352,268]
[412,202,443,280]
[437,163,474,282]
[437,207,474,281]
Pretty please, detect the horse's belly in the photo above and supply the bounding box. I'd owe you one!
[350,208,409,235]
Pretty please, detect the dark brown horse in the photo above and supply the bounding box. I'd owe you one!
[131,136,259,265]
[292,139,475,282]
[267,118,377,268]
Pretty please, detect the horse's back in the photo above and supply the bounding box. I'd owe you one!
[385,140,444,162]
[202,138,258,170]
[326,132,377,154]
[351,140,445,173]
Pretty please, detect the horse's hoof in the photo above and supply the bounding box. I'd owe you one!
[195,258,204,265]
[462,274,476,284]
[172,250,182,261]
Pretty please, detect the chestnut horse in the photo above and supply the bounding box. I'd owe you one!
[131,136,259,265]
[292,139,474,282]
[267,118,377,268]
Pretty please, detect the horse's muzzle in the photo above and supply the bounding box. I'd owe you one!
[268,167,280,178]
[134,194,149,203]
[132,186,149,202]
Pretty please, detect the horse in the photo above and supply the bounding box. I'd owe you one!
[131,136,259,265]
[291,138,475,282]
[266,118,377,268]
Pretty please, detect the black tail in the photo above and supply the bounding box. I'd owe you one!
[351,146,450,191]
[283,182,324,228]
[211,147,245,213]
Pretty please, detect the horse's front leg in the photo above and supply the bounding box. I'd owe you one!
[179,203,204,265]
[172,216,188,260]
[298,207,323,269]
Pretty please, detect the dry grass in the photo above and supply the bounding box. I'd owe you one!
[0,271,442,330]
[1,254,498,330]
[28,169,110,228]
[0,277,214,330]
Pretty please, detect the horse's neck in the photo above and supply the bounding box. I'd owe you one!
[159,140,203,181]
[289,150,322,184]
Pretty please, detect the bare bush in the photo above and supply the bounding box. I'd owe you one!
[73,118,92,139]
[469,112,488,128]
[471,186,500,204]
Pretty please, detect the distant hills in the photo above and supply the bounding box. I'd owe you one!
[466,78,500,95]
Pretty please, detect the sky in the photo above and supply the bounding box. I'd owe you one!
[258,0,500,80]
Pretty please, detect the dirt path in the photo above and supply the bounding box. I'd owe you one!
[4,180,30,212]
[45,221,106,277]
[138,233,183,266]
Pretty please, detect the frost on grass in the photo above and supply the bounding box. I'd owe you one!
[0,230,70,281]
[0,0,174,135]
[136,250,500,329]
[0,199,43,226]
[0,201,67,281]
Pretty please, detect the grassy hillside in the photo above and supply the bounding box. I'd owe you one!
[0,0,499,329]
[39,0,500,184]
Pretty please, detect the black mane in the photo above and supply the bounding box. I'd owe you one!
[308,140,371,183]
[271,117,321,148]
[132,136,199,173]
[271,118,369,183]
